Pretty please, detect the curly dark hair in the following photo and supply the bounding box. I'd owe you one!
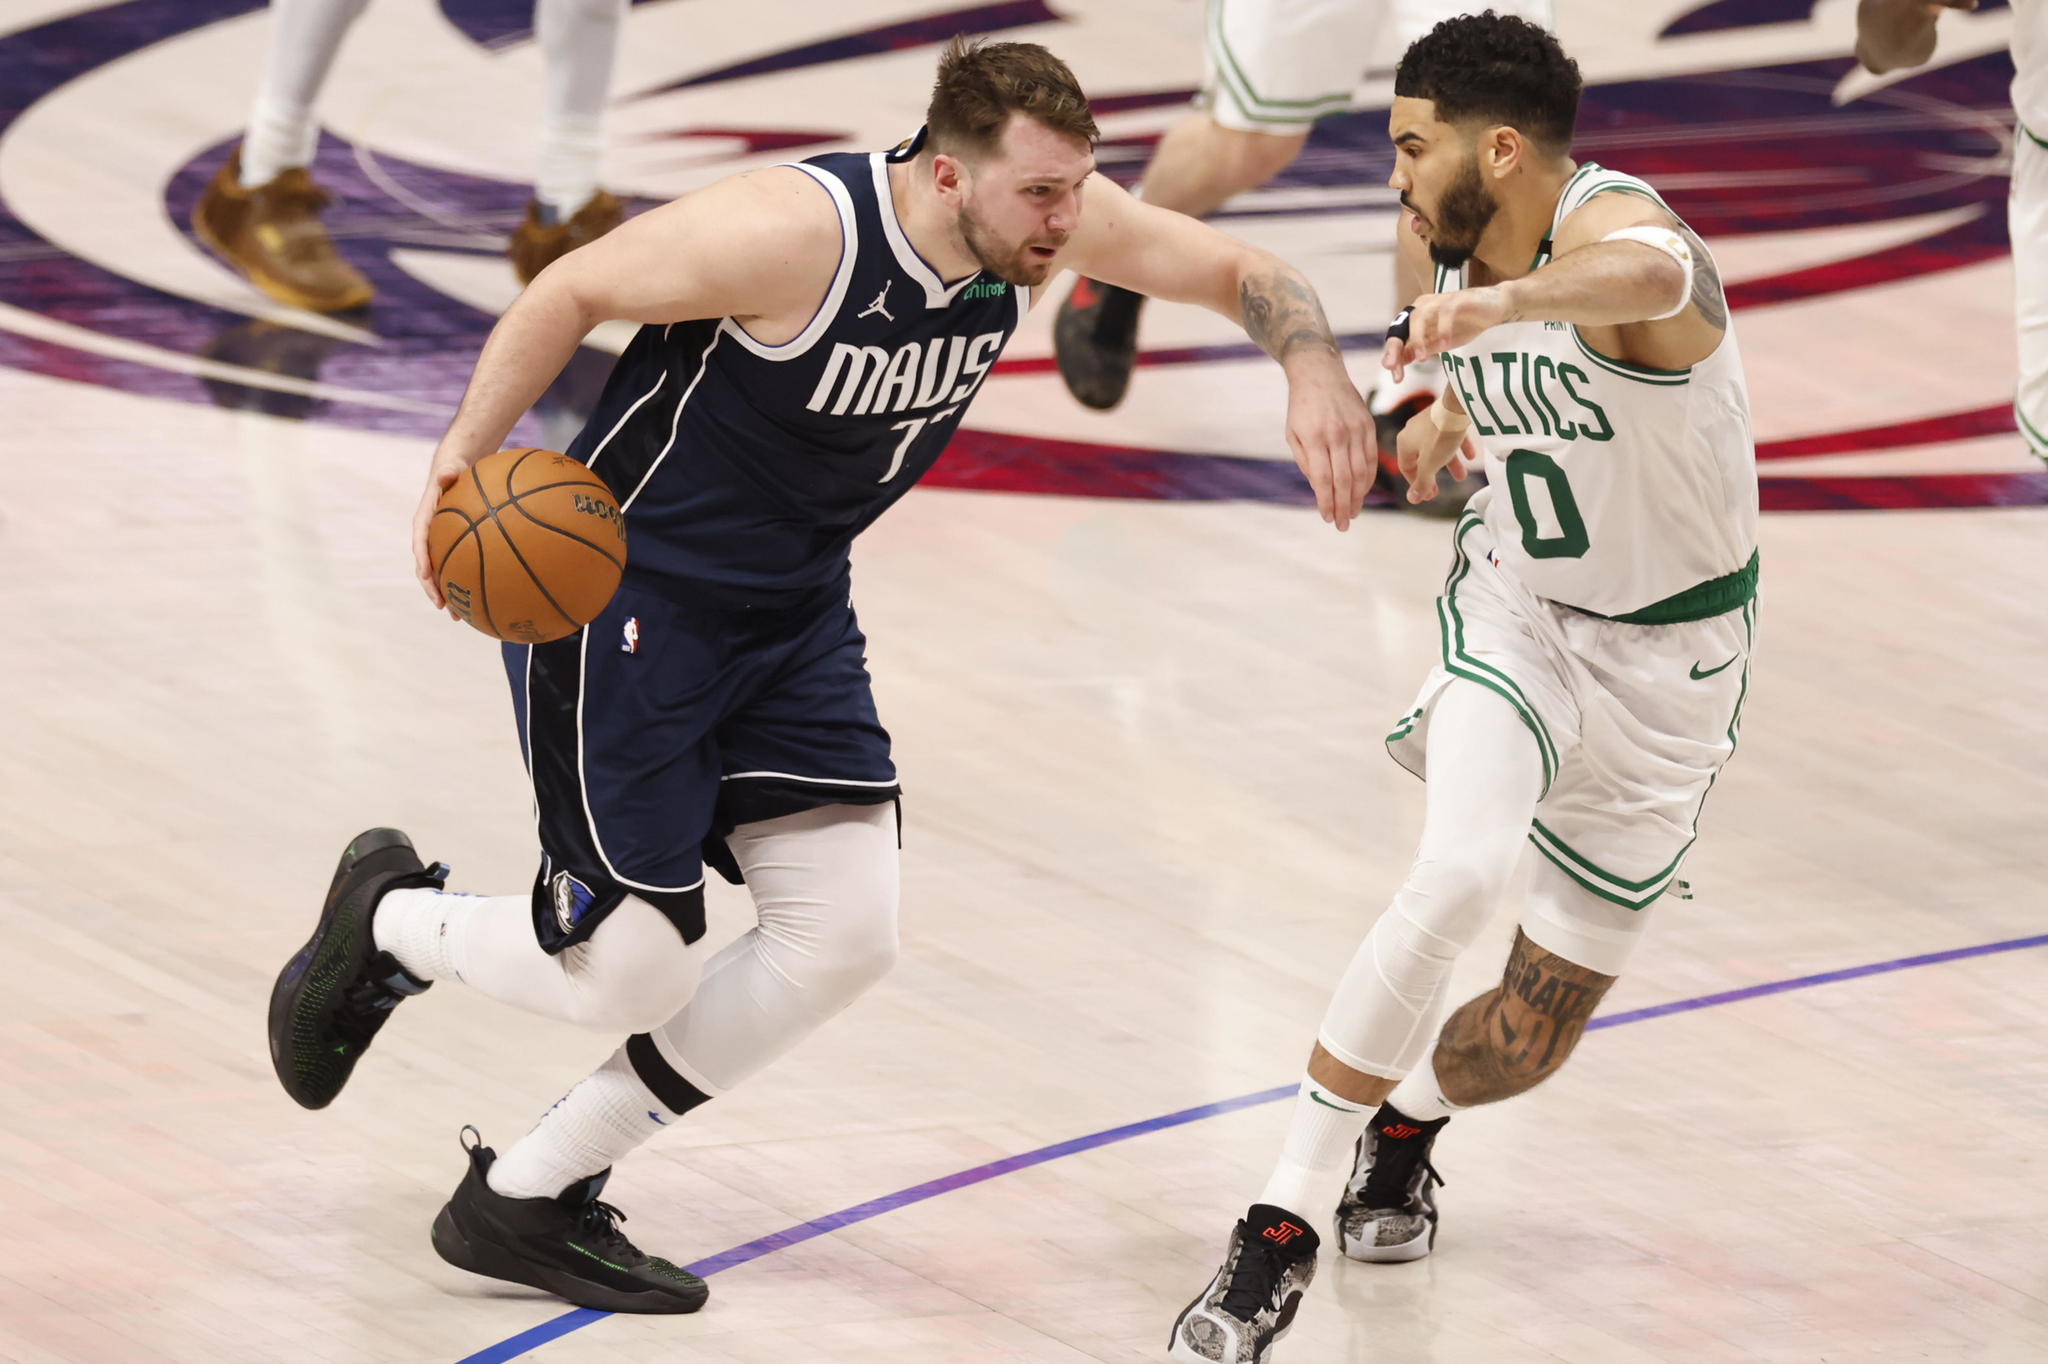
[1393,12,1581,153]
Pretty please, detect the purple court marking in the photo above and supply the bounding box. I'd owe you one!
[452,929,2048,1364]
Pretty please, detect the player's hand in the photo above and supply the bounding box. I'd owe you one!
[1284,357,1376,531]
[1396,403,1483,505]
[1380,286,1514,380]
[412,445,482,611]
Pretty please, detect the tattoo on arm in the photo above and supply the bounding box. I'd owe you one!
[1677,222,1727,329]
[1239,267,1340,364]
[1431,929,1617,1106]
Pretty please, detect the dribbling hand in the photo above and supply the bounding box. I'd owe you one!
[413,447,479,612]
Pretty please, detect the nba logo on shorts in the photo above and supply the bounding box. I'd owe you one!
[551,870,596,935]
[621,617,639,654]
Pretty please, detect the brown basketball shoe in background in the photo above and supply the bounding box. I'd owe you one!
[508,191,624,285]
[191,151,374,313]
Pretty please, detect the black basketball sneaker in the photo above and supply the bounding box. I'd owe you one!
[1333,1104,1448,1263]
[267,828,442,1109]
[1169,1204,1319,1363]
[1052,275,1146,410]
[431,1129,709,1313]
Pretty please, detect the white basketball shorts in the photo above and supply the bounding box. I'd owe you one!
[1386,501,1756,913]
[1201,0,1556,135]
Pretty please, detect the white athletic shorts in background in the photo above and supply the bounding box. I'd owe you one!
[1386,500,1757,913]
[2013,122,2048,457]
[1201,0,1557,135]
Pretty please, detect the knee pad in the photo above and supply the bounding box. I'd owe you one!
[1384,853,1509,962]
[560,896,705,1033]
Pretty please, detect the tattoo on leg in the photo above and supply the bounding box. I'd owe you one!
[1431,929,1617,1107]
[1239,267,1339,364]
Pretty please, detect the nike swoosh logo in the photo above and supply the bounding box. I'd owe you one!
[1689,656,1738,680]
[1307,1089,1355,1112]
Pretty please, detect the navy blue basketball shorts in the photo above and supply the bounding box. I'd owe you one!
[506,574,899,954]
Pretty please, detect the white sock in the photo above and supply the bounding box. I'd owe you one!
[1255,1076,1373,1217]
[371,885,479,982]
[533,0,626,216]
[488,1048,672,1199]
[1384,1046,1466,1123]
[239,0,371,185]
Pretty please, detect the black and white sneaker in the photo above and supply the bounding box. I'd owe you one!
[1333,1104,1448,1263]
[1052,275,1145,410]
[431,1129,708,1314]
[1169,1204,1319,1363]
[267,828,443,1109]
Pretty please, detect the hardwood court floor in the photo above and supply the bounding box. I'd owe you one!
[1,1,2044,1361]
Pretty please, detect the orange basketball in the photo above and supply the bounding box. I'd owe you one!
[427,448,626,644]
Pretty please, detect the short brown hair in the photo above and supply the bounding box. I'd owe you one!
[925,36,1097,160]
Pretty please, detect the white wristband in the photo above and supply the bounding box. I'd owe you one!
[1601,224,1695,321]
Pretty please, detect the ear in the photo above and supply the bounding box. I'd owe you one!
[931,152,969,207]
[1481,126,1524,180]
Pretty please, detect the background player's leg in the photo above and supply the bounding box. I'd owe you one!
[533,0,625,220]
[1257,681,1542,1217]
[1140,116,1310,221]
[374,887,703,1032]
[240,0,369,186]
[192,0,376,311]
[484,802,900,1198]
[510,0,629,280]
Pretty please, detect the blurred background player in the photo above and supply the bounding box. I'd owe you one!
[191,0,629,312]
[1170,15,1759,1361]
[1053,0,1550,502]
[1856,0,2046,462]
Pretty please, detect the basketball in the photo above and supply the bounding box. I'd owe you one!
[427,448,626,644]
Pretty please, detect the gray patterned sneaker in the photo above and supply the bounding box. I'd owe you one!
[431,1129,708,1313]
[1333,1104,1447,1263]
[1169,1204,1319,1363]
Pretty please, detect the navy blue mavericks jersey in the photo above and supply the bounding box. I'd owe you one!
[564,142,1029,594]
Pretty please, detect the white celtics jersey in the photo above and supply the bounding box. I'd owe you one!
[1434,163,1759,621]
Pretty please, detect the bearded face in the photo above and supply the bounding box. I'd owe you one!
[1416,150,1501,270]
[958,194,1066,288]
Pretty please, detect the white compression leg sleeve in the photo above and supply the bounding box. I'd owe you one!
[240,0,372,185]
[486,802,900,1198]
[533,0,626,215]
[1316,682,1546,1080]
[374,887,703,1034]
[641,801,901,1097]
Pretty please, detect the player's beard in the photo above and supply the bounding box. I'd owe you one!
[960,202,1058,287]
[1421,154,1500,270]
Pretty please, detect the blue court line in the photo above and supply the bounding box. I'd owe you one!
[454,929,2048,1364]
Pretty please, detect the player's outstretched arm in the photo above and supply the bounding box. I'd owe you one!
[1854,0,1974,75]
[1386,192,1722,378]
[1060,178,1375,531]
[412,169,840,606]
